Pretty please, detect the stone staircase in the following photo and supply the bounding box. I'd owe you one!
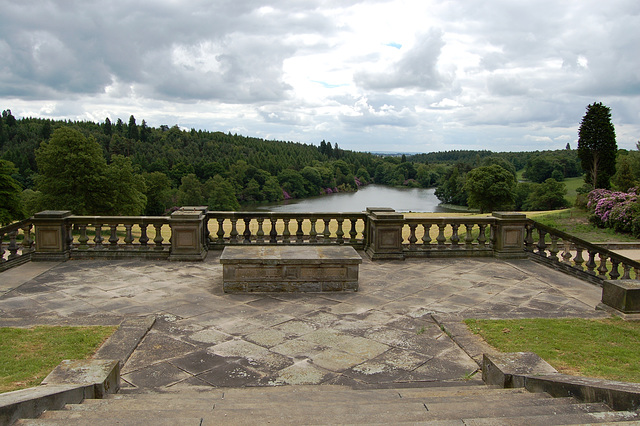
[14,383,640,425]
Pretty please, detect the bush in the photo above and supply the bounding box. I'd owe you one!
[586,188,639,234]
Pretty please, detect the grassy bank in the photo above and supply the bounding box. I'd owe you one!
[0,325,117,393]
[465,318,640,383]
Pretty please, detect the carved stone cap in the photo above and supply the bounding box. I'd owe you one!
[492,212,527,220]
[33,210,72,219]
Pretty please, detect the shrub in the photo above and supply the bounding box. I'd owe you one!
[586,188,639,233]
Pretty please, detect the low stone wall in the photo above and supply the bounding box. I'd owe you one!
[220,246,362,293]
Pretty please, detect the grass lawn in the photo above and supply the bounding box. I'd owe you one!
[465,318,640,383]
[0,325,117,393]
[527,208,639,243]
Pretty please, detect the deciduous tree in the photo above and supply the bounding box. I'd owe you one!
[0,160,23,224]
[463,165,515,213]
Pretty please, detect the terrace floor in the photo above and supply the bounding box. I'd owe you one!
[0,253,610,391]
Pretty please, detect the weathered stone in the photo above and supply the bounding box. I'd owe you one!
[220,246,362,293]
[601,279,640,314]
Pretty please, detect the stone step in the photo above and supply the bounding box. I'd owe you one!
[67,392,565,412]
[15,384,640,425]
[32,400,615,423]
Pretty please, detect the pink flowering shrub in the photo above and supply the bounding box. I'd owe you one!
[586,188,639,234]
[282,189,292,200]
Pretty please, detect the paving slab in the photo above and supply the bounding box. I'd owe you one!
[0,253,608,391]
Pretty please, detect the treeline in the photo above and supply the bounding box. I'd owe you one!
[0,108,598,223]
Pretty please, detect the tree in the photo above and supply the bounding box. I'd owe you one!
[104,155,147,215]
[177,173,204,206]
[35,127,111,214]
[523,178,569,211]
[577,102,617,189]
[206,175,240,211]
[463,165,515,213]
[142,172,173,215]
[0,160,23,224]
[612,156,636,192]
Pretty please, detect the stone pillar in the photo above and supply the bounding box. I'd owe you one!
[492,212,528,259]
[31,210,72,261]
[365,208,405,260]
[179,206,210,247]
[168,210,207,261]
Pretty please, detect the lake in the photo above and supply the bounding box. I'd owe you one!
[243,184,453,213]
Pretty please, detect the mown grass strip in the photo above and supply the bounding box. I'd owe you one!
[0,325,117,393]
[465,317,640,383]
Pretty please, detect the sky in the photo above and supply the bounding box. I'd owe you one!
[1,0,639,154]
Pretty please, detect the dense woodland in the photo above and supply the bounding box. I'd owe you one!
[1,108,637,224]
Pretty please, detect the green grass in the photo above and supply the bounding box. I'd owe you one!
[528,208,638,243]
[562,176,585,205]
[0,326,117,393]
[465,318,640,383]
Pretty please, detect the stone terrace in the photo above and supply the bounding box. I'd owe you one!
[0,253,607,390]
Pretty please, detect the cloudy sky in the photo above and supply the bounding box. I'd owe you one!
[1,1,639,153]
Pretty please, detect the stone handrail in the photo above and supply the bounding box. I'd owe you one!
[0,218,35,271]
[402,217,496,256]
[525,220,640,283]
[206,211,368,248]
[66,216,171,257]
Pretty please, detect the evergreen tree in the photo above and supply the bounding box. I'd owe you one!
[127,115,139,141]
[577,102,617,189]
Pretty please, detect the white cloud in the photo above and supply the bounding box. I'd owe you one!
[1,0,639,152]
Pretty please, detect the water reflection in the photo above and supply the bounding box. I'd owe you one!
[242,184,452,213]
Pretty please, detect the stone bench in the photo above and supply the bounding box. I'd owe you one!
[220,246,362,293]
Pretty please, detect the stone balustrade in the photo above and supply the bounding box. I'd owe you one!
[206,212,368,249]
[402,217,496,257]
[2,208,640,286]
[66,215,171,259]
[526,221,640,283]
[0,218,34,271]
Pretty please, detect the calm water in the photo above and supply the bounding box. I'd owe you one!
[243,184,452,213]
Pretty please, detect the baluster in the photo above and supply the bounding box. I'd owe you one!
[635,267,640,280]
[269,218,278,243]
[349,218,358,244]
[597,253,608,277]
[109,224,119,250]
[477,224,487,247]
[66,223,74,251]
[153,223,164,250]
[323,218,331,243]
[464,224,474,248]
[94,224,104,250]
[256,218,265,243]
[490,224,497,248]
[622,263,632,280]
[7,231,18,260]
[450,223,460,246]
[421,223,432,249]
[139,224,149,250]
[216,218,225,244]
[561,240,572,264]
[296,218,304,243]
[229,218,239,244]
[573,247,585,271]
[548,235,559,261]
[124,224,134,247]
[309,218,318,243]
[536,229,547,257]
[243,218,252,244]
[524,223,534,252]
[585,250,597,275]
[282,219,291,243]
[21,223,33,253]
[436,223,446,248]
[610,258,620,280]
[408,223,417,251]
[336,218,344,244]
[78,225,89,249]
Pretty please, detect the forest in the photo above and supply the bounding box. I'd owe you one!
[2,108,636,224]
